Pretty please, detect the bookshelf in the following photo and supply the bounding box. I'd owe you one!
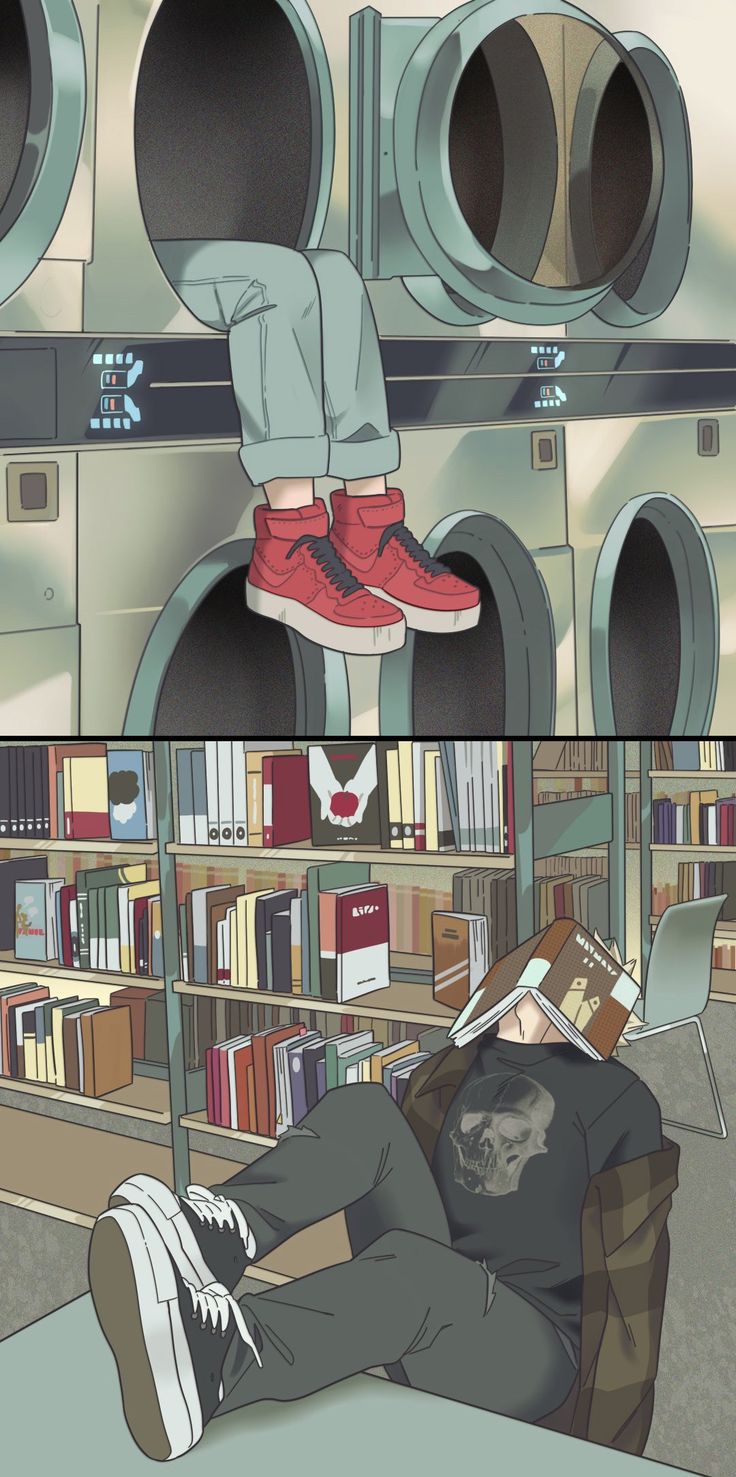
[639,741,736,1000]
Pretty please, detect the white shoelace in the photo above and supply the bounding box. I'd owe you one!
[187,1279,263,1368]
[185,1184,257,1261]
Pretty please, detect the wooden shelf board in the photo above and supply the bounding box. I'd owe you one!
[0,838,157,855]
[0,954,162,991]
[651,845,736,853]
[181,1110,275,1148]
[174,978,454,1026]
[649,771,736,780]
[0,1071,171,1122]
[710,992,736,1003]
[167,842,514,869]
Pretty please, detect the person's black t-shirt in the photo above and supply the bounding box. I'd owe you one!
[431,1034,663,1349]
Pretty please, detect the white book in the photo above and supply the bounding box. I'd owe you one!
[118,887,131,974]
[143,750,155,839]
[191,884,229,984]
[204,742,220,843]
[217,741,234,846]
[192,750,208,845]
[177,749,195,844]
[231,741,248,845]
[454,742,473,851]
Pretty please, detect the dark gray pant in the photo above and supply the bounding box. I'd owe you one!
[207,1084,577,1420]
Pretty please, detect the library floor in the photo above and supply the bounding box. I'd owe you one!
[2,1002,735,1477]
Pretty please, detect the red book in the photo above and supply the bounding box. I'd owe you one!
[262,754,311,848]
[205,1046,215,1124]
[213,1043,222,1125]
[252,1024,307,1137]
[554,882,567,918]
[506,743,515,854]
[219,1044,231,1128]
[232,1039,253,1131]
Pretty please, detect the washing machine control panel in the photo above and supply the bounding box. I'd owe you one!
[0,338,734,448]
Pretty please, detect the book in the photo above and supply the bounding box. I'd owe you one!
[385,747,403,849]
[432,911,489,1010]
[308,743,382,847]
[107,749,150,841]
[424,750,454,852]
[80,1004,133,1096]
[144,991,196,1069]
[365,1039,419,1083]
[449,918,640,1060]
[255,889,299,990]
[177,748,195,843]
[15,878,63,961]
[284,1032,323,1126]
[47,743,106,838]
[65,754,110,840]
[335,883,390,1003]
[231,742,248,845]
[307,861,371,997]
[1,985,50,1075]
[77,863,147,971]
[252,1023,308,1137]
[397,742,415,849]
[270,909,293,994]
[246,749,300,845]
[50,997,98,1085]
[0,857,48,949]
[190,749,208,844]
[263,753,311,847]
[324,1030,374,1090]
[109,984,161,1059]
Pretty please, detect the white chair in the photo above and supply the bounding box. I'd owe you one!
[625,895,728,1139]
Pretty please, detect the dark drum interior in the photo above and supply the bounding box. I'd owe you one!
[590,61,653,279]
[449,42,504,257]
[608,519,680,735]
[0,0,31,233]
[154,568,296,736]
[412,553,506,736]
[135,0,313,246]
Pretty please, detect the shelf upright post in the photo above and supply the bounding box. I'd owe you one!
[513,741,535,943]
[153,741,191,1194]
[639,740,653,988]
[607,741,626,956]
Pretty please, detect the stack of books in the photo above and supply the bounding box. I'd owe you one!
[535,873,609,935]
[0,744,154,841]
[677,860,736,913]
[310,742,455,852]
[177,743,311,847]
[534,740,607,772]
[205,1021,450,1138]
[4,859,162,976]
[452,867,517,965]
[179,861,391,1004]
[0,982,133,1095]
[654,740,736,771]
[653,791,736,844]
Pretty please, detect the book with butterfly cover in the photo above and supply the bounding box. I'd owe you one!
[448,918,641,1060]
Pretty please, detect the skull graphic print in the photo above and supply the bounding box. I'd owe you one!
[449,1073,555,1196]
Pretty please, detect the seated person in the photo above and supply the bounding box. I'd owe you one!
[89,946,662,1462]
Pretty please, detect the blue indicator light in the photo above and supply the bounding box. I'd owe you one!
[90,418,100,429]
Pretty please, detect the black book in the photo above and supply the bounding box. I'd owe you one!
[0,749,9,840]
[24,747,35,840]
[33,747,45,838]
[301,1037,327,1111]
[270,910,292,995]
[11,747,22,837]
[308,743,382,848]
[255,890,298,991]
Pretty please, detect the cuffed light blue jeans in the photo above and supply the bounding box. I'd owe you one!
[153,239,401,487]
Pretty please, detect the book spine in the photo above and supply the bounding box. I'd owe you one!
[204,742,220,843]
[262,757,275,848]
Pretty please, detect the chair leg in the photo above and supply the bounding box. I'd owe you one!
[626,1018,728,1140]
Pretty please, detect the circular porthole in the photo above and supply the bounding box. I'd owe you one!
[134,0,334,309]
[380,513,556,736]
[591,495,719,736]
[393,0,686,326]
[0,0,86,307]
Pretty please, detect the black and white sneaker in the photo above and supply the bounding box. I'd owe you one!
[108,1175,256,1293]
[89,1202,262,1462]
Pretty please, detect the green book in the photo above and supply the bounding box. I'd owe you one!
[323,1030,374,1090]
[306,862,370,998]
[76,864,146,970]
[335,1039,385,1087]
[104,884,122,973]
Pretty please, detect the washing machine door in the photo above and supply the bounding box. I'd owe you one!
[0,0,86,306]
[591,495,719,736]
[374,0,675,326]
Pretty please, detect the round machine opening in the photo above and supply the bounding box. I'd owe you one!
[0,0,31,232]
[608,520,680,735]
[413,554,507,735]
[0,0,86,307]
[136,0,335,308]
[591,496,720,737]
[154,569,297,736]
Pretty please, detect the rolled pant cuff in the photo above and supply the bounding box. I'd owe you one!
[240,435,330,486]
[327,431,401,481]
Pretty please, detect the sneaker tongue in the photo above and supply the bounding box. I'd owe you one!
[333,488,404,528]
[263,501,329,542]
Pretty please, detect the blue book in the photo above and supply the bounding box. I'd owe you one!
[671,741,700,771]
[176,749,195,843]
[315,1055,327,1100]
[107,750,148,841]
[15,879,63,961]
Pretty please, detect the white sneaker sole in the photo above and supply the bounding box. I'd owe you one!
[364,587,481,634]
[109,1174,217,1292]
[246,581,406,655]
[89,1204,201,1462]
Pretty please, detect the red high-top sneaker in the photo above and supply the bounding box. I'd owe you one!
[246,499,406,655]
[329,489,480,633]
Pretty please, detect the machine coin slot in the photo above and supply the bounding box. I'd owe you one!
[531,430,558,470]
[698,419,719,456]
[7,463,59,522]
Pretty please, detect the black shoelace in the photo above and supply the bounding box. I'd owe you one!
[378,521,448,577]
[287,533,364,597]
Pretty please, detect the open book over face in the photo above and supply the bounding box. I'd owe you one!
[448,917,640,1060]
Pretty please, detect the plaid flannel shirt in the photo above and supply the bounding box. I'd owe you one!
[401,1043,680,1455]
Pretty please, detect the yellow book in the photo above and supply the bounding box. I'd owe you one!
[68,755,109,839]
[368,1039,419,1084]
[386,747,403,849]
[397,742,415,850]
[699,741,713,771]
[124,881,161,974]
[424,749,441,852]
[150,898,163,979]
[232,889,272,989]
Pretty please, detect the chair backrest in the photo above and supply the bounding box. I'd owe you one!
[643,895,727,1028]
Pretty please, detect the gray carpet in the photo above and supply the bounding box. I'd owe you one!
[1,1000,734,1476]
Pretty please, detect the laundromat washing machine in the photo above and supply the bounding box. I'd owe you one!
[0,0,734,737]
